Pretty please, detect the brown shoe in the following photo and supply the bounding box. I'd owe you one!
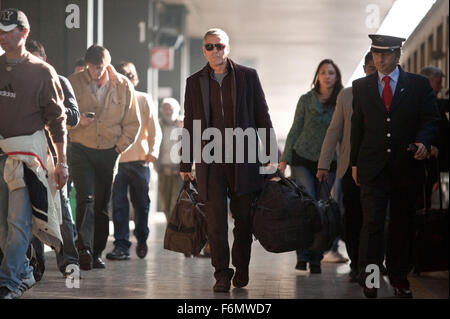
[232,268,249,288]
[78,249,92,270]
[213,269,234,293]
[136,242,148,259]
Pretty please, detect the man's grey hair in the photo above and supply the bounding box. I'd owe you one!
[161,97,181,115]
[420,66,444,79]
[203,28,229,45]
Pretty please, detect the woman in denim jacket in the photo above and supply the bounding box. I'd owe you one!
[279,59,343,274]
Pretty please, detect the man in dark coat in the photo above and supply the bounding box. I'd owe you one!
[25,39,80,281]
[180,28,277,292]
[350,34,440,299]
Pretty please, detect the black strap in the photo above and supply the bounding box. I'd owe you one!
[275,169,308,200]
[420,157,445,216]
[436,158,443,211]
[318,180,332,200]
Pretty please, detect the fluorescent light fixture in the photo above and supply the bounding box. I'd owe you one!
[347,0,436,86]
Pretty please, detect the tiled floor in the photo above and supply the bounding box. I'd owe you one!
[22,213,448,299]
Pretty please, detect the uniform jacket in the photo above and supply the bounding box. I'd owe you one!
[318,87,353,179]
[350,66,440,183]
[68,65,140,153]
[180,60,276,200]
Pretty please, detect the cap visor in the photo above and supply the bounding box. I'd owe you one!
[0,23,17,32]
[370,47,395,53]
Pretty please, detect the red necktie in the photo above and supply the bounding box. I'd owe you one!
[382,75,392,112]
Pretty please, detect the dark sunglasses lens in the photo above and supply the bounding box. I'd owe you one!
[205,43,225,51]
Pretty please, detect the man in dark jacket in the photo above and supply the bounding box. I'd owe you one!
[180,28,277,292]
[350,34,440,299]
[25,39,81,281]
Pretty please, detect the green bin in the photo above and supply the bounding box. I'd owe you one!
[69,186,76,220]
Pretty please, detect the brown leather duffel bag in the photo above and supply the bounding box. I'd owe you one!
[163,179,207,255]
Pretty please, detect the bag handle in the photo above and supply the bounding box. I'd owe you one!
[176,177,199,205]
[275,169,308,200]
[318,180,332,200]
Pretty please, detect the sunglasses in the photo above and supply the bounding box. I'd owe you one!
[204,43,226,51]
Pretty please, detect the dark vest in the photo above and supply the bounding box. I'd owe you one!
[209,71,235,189]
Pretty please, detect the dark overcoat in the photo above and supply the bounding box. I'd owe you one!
[180,60,276,200]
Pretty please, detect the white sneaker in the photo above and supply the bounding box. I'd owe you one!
[0,287,23,299]
[322,251,349,263]
[18,274,36,293]
[0,274,35,299]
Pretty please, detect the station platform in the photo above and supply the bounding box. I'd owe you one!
[22,212,448,300]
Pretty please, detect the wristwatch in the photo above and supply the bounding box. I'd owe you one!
[57,162,69,169]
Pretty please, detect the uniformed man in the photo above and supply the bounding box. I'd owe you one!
[350,34,440,299]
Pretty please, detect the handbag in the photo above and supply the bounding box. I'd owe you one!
[307,181,342,252]
[163,179,207,255]
[252,170,322,253]
[413,161,449,274]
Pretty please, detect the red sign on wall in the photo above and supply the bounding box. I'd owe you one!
[150,47,174,70]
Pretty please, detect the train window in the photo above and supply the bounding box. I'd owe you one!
[446,16,449,92]
[420,43,425,70]
[408,57,411,72]
[437,24,443,54]
[447,15,449,47]
[413,51,418,73]
[428,34,434,65]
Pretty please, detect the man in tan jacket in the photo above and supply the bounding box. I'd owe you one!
[106,61,161,261]
[68,45,140,270]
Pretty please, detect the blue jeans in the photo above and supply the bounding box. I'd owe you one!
[291,165,336,265]
[112,161,151,253]
[31,184,79,273]
[0,156,34,291]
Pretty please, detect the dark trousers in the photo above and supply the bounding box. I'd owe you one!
[68,142,119,257]
[341,167,363,272]
[112,161,150,252]
[205,163,254,280]
[359,167,421,288]
[31,184,79,273]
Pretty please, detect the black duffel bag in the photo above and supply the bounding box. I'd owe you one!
[163,179,207,255]
[307,181,342,252]
[252,171,322,253]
